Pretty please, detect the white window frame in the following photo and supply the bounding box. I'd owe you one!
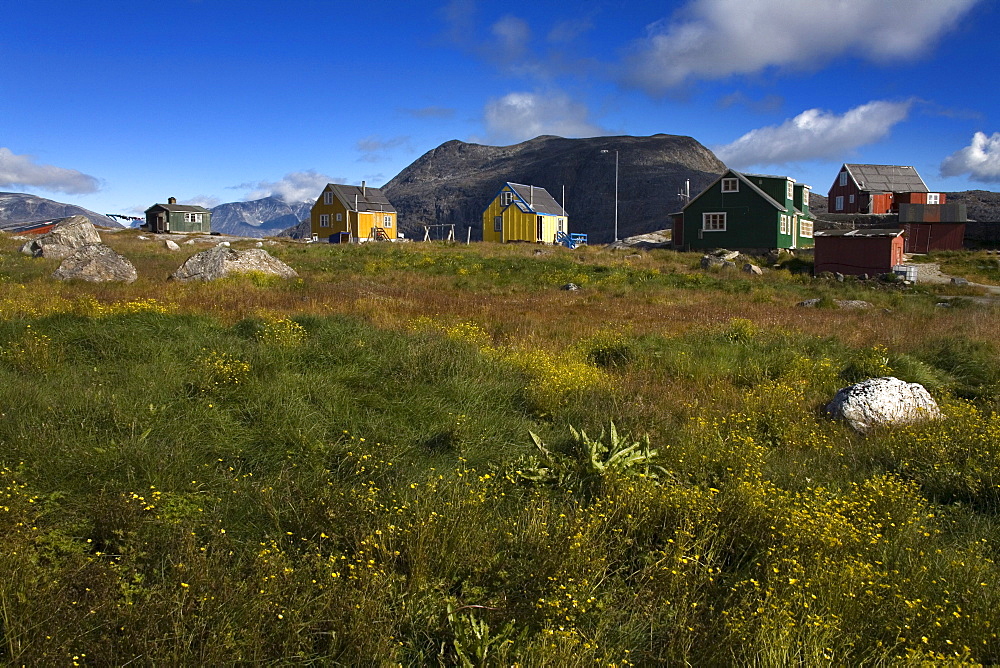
[721,178,738,193]
[835,196,844,211]
[320,214,329,228]
[800,219,814,238]
[184,212,203,223]
[786,180,794,200]
[702,212,726,232]
[557,218,565,233]
[324,191,333,205]
[839,171,848,186]
[849,194,855,204]
[494,216,503,232]
[335,213,343,222]
[501,191,514,206]
[927,193,940,204]
[383,215,392,227]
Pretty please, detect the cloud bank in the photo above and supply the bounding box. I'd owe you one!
[483,91,607,144]
[941,132,1000,183]
[623,0,981,93]
[716,100,913,168]
[0,147,100,194]
[240,170,340,203]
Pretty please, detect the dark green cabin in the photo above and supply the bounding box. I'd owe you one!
[674,170,814,252]
[144,197,212,234]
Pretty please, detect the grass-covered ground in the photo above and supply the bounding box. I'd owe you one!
[0,232,999,665]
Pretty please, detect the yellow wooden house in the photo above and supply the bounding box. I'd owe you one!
[482,182,568,243]
[310,181,398,242]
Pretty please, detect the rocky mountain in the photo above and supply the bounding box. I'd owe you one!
[0,192,121,229]
[382,134,727,243]
[209,197,312,237]
[944,190,1000,222]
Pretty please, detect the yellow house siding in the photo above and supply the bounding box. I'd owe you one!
[311,185,397,241]
[482,183,568,244]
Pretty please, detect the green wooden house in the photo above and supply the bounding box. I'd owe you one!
[673,170,814,251]
[144,197,212,234]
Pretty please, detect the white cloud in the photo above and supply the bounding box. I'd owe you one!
[0,147,100,194]
[356,136,409,163]
[940,132,1000,183]
[182,195,222,208]
[623,0,981,93]
[483,91,607,144]
[240,170,339,203]
[715,100,912,168]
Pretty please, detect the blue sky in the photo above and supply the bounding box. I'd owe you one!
[1,0,998,216]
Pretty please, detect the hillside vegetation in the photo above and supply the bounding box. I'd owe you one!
[1,233,999,665]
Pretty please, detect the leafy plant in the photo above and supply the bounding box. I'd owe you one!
[517,422,668,498]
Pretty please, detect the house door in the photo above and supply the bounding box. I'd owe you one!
[536,216,543,242]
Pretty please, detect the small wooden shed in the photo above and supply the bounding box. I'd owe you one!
[814,228,905,276]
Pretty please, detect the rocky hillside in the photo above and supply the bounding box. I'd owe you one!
[0,192,120,229]
[382,134,727,243]
[209,197,312,237]
[944,190,1000,222]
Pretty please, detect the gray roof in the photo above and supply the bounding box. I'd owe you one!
[507,183,566,216]
[845,164,929,194]
[326,183,397,213]
[145,203,211,214]
[814,228,904,238]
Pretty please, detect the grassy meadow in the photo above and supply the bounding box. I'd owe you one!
[0,231,999,665]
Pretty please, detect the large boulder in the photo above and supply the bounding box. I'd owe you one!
[826,376,942,433]
[52,244,138,283]
[20,215,102,259]
[169,245,298,282]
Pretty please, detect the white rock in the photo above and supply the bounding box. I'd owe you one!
[826,376,942,433]
[164,239,181,251]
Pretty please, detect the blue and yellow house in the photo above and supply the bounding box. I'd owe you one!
[310,181,397,242]
[482,182,568,243]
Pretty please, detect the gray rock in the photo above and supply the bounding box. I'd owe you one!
[169,245,298,282]
[950,276,969,286]
[712,249,740,261]
[742,263,763,275]
[826,376,942,433]
[255,241,264,248]
[20,215,102,258]
[796,299,873,309]
[835,272,845,282]
[52,244,138,283]
[561,283,580,291]
[701,255,734,269]
[164,239,181,251]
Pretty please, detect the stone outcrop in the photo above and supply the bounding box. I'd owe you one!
[52,244,138,283]
[169,245,298,282]
[20,215,102,259]
[826,376,942,433]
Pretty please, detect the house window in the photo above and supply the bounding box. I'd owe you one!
[800,220,814,238]
[702,212,726,231]
[320,214,329,227]
[801,188,810,210]
[849,194,855,204]
[184,212,203,223]
[786,180,794,200]
[927,193,940,204]
[324,192,333,205]
[839,171,848,186]
[721,178,738,193]
[835,196,844,211]
[335,213,343,222]
[383,215,392,227]
[557,218,565,233]
[494,216,503,232]
[501,191,514,206]
[779,214,788,234]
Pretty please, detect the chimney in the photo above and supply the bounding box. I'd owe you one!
[168,197,177,205]
[361,181,366,198]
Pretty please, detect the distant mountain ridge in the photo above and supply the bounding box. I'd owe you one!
[0,192,121,229]
[382,134,728,243]
[209,196,312,237]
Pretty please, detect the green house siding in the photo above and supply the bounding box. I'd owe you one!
[682,170,814,251]
[168,211,209,233]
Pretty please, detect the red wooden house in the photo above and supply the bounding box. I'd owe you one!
[814,228,905,276]
[827,164,944,214]
[898,203,967,253]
